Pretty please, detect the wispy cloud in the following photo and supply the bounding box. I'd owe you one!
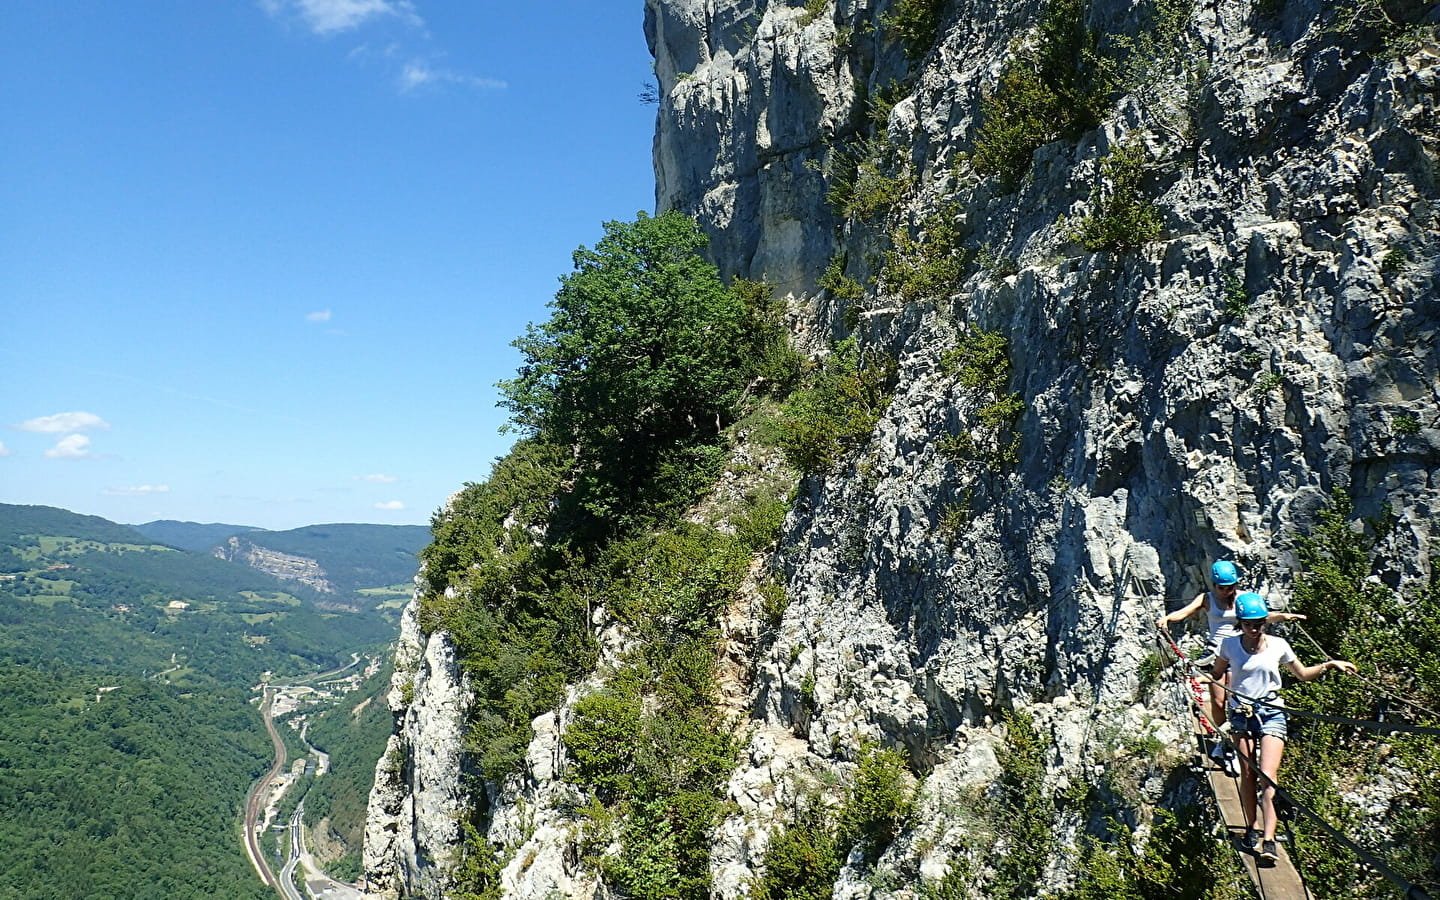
[16,411,111,433]
[0,441,9,457]
[260,0,421,36]
[374,500,405,511]
[45,434,98,459]
[306,309,333,323]
[355,473,398,483]
[104,484,171,497]
[399,60,507,93]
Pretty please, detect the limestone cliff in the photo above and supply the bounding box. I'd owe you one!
[365,0,1439,896]
[214,535,336,594]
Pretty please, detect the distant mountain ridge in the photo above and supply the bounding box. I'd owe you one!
[132,519,261,552]
[132,520,430,597]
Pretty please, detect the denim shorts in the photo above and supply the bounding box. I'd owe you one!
[1228,703,1288,741]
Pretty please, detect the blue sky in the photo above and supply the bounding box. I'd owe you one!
[1,1,659,530]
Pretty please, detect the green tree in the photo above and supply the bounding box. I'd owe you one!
[499,211,761,528]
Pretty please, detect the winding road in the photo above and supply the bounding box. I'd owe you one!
[242,686,288,892]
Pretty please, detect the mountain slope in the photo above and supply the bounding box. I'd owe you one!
[0,503,399,899]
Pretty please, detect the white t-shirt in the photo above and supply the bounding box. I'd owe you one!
[1218,634,1298,705]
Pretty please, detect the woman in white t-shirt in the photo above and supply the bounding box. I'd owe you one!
[1213,592,1356,864]
[1156,561,1304,771]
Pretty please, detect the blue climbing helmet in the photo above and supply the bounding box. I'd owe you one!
[1211,560,1240,586]
[1235,592,1269,620]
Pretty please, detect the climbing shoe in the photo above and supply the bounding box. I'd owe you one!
[1260,840,1279,863]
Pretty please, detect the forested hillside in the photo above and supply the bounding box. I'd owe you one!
[0,503,397,899]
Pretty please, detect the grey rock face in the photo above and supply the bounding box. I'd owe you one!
[650,0,1437,894]
[213,535,335,593]
[362,585,473,899]
[368,0,1438,896]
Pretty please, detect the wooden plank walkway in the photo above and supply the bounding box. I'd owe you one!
[1192,726,1312,899]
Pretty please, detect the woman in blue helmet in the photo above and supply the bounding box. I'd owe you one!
[1155,561,1303,771]
[1213,591,1356,863]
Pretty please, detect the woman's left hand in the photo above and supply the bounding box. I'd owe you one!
[1328,660,1357,676]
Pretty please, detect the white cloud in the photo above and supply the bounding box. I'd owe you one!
[45,434,97,459]
[262,0,422,35]
[306,309,333,323]
[104,484,171,497]
[0,441,9,457]
[374,500,405,511]
[399,60,507,93]
[355,473,398,483]
[17,411,111,433]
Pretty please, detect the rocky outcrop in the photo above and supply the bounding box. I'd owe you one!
[643,0,1439,892]
[366,0,1439,896]
[214,535,335,593]
[362,582,473,899]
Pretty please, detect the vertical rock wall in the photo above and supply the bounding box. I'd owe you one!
[649,0,1438,892]
[365,0,1439,895]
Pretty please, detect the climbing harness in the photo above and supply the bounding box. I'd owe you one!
[1220,683,1440,737]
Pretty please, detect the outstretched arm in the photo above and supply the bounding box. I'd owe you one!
[1287,658,1357,682]
[1157,593,1206,629]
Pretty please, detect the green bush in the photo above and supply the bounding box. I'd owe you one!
[799,0,828,27]
[565,679,645,800]
[1064,809,1249,900]
[971,0,1111,187]
[1285,490,1440,897]
[754,743,914,897]
[777,337,896,475]
[817,138,908,222]
[937,330,1025,471]
[883,0,949,59]
[1220,271,1249,317]
[734,278,806,396]
[453,823,504,900]
[837,743,915,863]
[819,253,865,301]
[1067,139,1163,252]
[882,210,970,303]
[989,710,1055,897]
[753,809,842,900]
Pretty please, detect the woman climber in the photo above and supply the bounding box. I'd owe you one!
[1212,591,1357,863]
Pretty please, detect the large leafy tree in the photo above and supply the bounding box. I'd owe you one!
[498,211,757,529]
[500,210,749,447]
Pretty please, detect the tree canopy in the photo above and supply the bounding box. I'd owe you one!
[500,211,753,451]
[497,210,770,529]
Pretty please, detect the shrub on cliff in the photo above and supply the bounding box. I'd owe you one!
[498,210,789,535]
[971,0,1111,186]
[777,337,896,475]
